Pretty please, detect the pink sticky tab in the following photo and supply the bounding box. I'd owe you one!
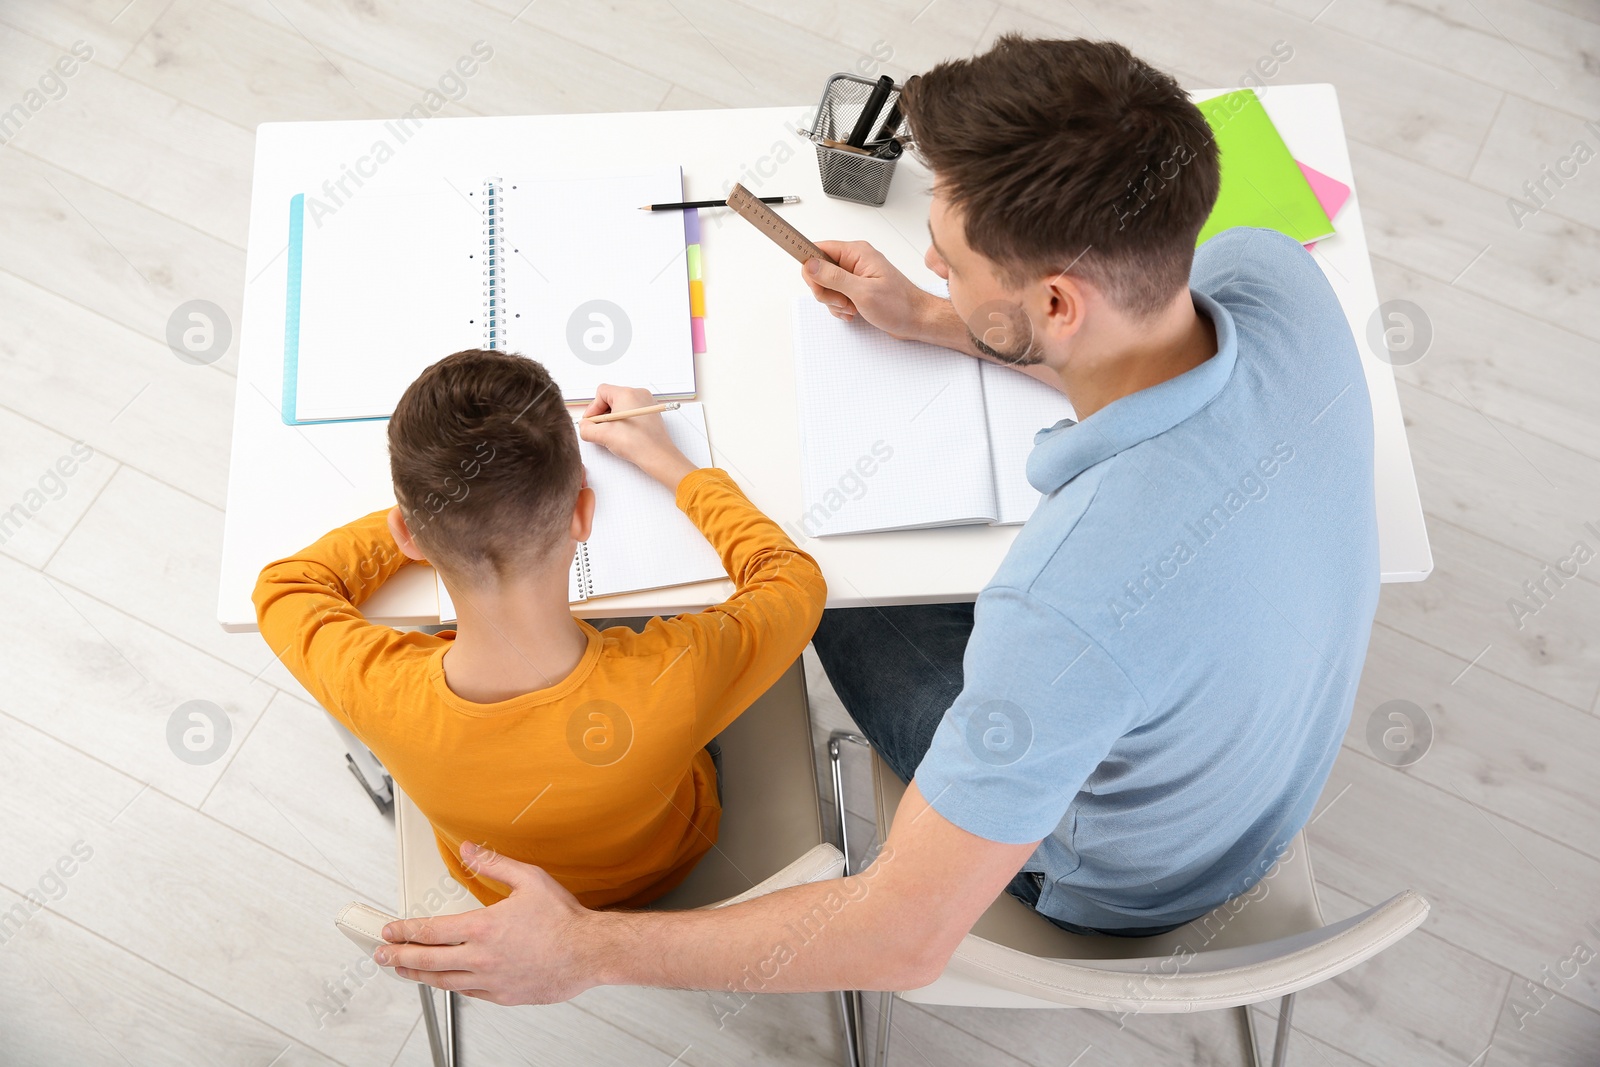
[691,316,706,354]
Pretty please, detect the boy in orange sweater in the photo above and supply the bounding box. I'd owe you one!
[254,349,825,908]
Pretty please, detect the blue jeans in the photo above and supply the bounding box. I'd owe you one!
[812,604,1182,939]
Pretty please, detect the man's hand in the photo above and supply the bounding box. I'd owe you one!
[804,240,1070,395]
[379,842,601,1005]
[577,384,698,490]
[802,240,944,341]
[377,782,1040,1005]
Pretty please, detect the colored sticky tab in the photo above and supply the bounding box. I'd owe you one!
[683,208,706,354]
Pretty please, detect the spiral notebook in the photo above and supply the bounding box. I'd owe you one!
[791,298,1076,537]
[283,167,699,425]
[436,403,725,622]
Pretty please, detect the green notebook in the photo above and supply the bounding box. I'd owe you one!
[1195,89,1333,245]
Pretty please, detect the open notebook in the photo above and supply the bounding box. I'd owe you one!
[791,298,1076,536]
[436,403,724,622]
[285,167,696,424]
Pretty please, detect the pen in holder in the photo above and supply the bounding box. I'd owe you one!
[801,72,911,206]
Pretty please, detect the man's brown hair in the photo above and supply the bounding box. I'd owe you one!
[388,349,581,581]
[901,35,1220,317]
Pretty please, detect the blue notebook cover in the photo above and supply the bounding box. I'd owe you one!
[281,193,304,425]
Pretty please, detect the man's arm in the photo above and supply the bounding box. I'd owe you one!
[800,240,1068,394]
[379,780,1038,1005]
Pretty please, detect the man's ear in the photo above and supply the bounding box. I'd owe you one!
[571,485,596,544]
[1040,271,1088,344]
[388,505,429,562]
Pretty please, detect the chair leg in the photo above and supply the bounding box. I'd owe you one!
[1238,1004,1262,1067]
[828,731,871,1067]
[443,989,459,1067]
[827,731,870,869]
[419,984,447,1067]
[1238,994,1296,1067]
[1271,993,1295,1067]
[837,988,863,1067]
[873,990,894,1067]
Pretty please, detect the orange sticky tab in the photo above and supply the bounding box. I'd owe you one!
[688,279,706,318]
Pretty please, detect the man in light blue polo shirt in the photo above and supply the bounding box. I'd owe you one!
[813,221,1377,933]
[381,35,1380,1004]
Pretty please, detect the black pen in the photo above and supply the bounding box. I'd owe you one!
[871,95,904,145]
[846,74,895,148]
[641,195,799,212]
[867,135,905,160]
[866,74,913,159]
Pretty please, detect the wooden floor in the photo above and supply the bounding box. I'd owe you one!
[1,0,1597,1064]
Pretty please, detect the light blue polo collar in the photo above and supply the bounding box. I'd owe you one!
[1026,290,1238,494]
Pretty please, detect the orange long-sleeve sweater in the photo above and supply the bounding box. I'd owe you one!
[253,468,825,908]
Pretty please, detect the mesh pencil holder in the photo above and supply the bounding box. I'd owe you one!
[803,72,910,206]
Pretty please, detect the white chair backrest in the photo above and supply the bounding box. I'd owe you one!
[871,755,1428,1012]
[910,889,1427,1012]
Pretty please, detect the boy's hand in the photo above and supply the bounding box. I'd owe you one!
[578,385,699,490]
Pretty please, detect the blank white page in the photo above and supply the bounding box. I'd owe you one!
[791,298,996,536]
[579,403,725,599]
[978,362,1077,525]
[293,182,483,422]
[499,168,695,402]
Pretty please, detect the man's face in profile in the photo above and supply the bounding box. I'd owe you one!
[966,302,1041,365]
[925,192,1045,366]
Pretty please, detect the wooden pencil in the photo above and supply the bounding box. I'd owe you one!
[583,401,682,423]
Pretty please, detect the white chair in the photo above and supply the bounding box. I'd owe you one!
[393,660,847,1066]
[828,733,1429,1067]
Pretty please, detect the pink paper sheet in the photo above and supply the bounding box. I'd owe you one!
[1297,161,1350,249]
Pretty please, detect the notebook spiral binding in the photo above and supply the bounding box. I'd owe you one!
[573,543,595,601]
[482,177,502,349]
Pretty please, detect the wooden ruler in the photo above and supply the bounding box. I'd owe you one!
[725,183,835,265]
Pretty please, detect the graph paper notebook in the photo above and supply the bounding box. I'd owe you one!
[284,167,697,425]
[436,403,725,622]
[790,298,1076,537]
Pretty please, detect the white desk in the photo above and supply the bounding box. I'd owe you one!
[218,85,1431,632]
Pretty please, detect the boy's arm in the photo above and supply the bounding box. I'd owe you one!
[576,385,826,740]
[668,468,827,743]
[252,508,417,730]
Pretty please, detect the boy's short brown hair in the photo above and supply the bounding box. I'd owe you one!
[901,35,1221,317]
[388,349,581,581]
